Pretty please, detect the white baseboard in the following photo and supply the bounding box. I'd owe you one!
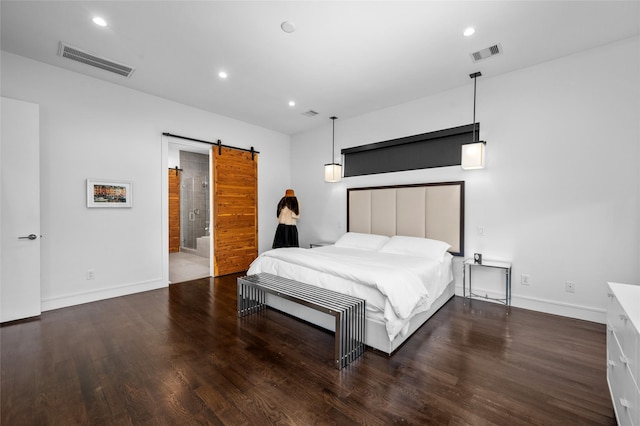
[455,285,606,324]
[41,278,168,312]
[41,280,606,324]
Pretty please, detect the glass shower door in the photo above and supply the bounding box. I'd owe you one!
[180,176,209,252]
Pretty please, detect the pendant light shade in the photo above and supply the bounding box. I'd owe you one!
[324,163,342,182]
[461,142,485,169]
[324,116,342,182]
[461,71,486,170]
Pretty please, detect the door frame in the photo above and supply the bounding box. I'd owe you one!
[162,136,214,284]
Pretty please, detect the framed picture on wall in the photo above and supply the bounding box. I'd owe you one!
[86,179,132,208]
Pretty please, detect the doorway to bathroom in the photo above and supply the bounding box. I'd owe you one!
[168,143,212,283]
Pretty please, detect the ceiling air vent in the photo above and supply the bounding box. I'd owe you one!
[57,42,135,78]
[470,43,503,63]
[301,110,319,117]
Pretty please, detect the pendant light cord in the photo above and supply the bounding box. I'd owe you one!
[473,76,477,142]
[469,71,481,143]
[330,116,337,163]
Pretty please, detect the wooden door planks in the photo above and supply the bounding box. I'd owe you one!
[213,147,258,276]
[168,169,181,253]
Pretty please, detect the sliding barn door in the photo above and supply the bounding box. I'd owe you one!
[168,169,181,253]
[213,146,258,276]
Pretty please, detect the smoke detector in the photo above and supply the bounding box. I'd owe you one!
[58,42,135,78]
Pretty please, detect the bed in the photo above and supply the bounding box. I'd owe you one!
[246,181,464,354]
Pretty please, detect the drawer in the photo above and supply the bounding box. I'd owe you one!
[608,292,639,382]
[633,380,640,426]
[608,331,640,426]
[631,379,639,426]
[617,378,639,426]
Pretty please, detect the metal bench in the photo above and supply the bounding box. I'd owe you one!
[237,273,366,369]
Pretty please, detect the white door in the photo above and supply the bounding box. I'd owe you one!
[1,97,41,322]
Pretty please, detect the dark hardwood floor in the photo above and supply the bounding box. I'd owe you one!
[2,273,615,425]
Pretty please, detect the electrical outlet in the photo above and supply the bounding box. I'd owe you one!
[521,274,530,285]
[86,269,95,280]
[565,281,576,293]
[477,226,484,236]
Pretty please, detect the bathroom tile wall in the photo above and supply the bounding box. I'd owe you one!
[179,151,210,249]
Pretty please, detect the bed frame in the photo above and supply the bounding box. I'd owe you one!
[265,181,465,355]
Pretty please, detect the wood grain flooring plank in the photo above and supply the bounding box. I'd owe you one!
[1,274,616,425]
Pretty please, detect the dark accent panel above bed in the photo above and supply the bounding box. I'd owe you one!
[341,124,478,177]
[347,181,465,256]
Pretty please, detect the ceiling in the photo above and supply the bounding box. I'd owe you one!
[2,1,639,135]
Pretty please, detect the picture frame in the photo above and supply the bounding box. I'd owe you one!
[86,179,132,208]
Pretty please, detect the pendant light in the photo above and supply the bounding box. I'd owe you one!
[461,72,486,170]
[324,116,342,182]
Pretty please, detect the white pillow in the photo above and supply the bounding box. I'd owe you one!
[379,235,451,261]
[333,232,390,251]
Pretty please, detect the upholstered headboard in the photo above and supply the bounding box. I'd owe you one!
[347,181,465,256]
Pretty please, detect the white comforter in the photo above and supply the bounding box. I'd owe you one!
[246,246,452,340]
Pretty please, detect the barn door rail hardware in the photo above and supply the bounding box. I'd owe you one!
[162,132,260,157]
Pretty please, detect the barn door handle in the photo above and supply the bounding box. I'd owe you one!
[19,234,37,240]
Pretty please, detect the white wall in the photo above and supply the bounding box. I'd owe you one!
[290,36,640,323]
[1,51,291,311]
[2,35,638,320]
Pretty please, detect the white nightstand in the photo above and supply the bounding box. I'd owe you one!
[463,258,512,305]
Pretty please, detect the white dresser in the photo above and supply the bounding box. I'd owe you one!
[607,282,640,426]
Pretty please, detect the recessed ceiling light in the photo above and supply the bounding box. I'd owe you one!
[288,100,296,107]
[92,17,107,27]
[281,21,296,34]
[218,71,228,79]
[463,27,476,37]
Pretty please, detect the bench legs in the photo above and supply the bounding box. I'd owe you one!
[334,299,366,369]
[237,277,365,369]
[237,279,266,316]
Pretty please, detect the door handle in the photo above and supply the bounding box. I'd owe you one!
[18,234,38,240]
